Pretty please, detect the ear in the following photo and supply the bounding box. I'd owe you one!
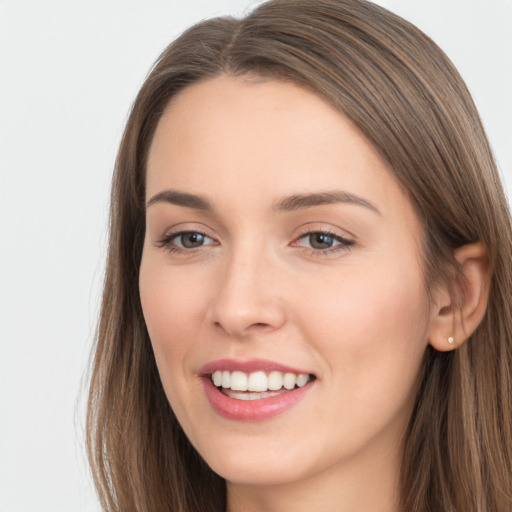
[428,242,490,352]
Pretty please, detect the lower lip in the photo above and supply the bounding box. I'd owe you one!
[201,377,314,421]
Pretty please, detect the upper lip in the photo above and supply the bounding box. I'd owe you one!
[198,358,315,377]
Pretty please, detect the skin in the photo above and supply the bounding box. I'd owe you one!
[139,75,446,512]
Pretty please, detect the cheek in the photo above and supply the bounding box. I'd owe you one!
[287,259,431,458]
[295,256,431,394]
[139,256,207,368]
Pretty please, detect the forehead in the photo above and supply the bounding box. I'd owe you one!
[146,75,417,226]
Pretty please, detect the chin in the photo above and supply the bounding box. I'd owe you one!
[192,431,325,487]
[208,456,309,487]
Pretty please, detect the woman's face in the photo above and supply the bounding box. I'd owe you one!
[140,76,437,488]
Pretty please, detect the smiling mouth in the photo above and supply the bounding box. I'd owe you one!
[210,370,315,401]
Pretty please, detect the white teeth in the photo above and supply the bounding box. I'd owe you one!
[210,370,312,393]
[230,371,248,391]
[283,372,296,390]
[221,370,231,388]
[267,371,283,390]
[296,373,309,387]
[212,370,222,387]
[228,391,260,401]
[247,371,268,392]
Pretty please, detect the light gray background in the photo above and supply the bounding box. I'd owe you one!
[0,1,510,511]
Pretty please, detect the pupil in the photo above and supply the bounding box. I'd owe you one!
[310,233,333,249]
[182,232,204,248]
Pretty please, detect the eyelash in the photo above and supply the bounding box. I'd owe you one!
[155,231,216,254]
[155,229,354,256]
[293,230,355,256]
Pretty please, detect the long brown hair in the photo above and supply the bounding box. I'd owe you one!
[86,1,512,510]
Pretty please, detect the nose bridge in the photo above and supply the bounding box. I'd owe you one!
[208,238,286,337]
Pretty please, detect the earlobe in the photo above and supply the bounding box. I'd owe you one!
[428,242,490,352]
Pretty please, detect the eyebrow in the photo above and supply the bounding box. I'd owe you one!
[273,191,381,215]
[146,189,213,210]
[146,188,380,215]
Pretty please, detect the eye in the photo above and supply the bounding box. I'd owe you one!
[305,232,338,250]
[173,232,211,249]
[293,231,354,252]
[156,230,217,252]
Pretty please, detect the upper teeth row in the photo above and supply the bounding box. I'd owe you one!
[211,370,310,392]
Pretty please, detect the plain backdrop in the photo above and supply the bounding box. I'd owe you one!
[0,1,510,511]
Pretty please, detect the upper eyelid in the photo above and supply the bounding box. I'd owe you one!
[293,224,355,241]
[296,228,349,238]
[296,231,349,242]
[158,223,217,239]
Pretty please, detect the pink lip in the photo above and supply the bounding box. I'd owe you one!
[199,358,312,376]
[198,358,315,422]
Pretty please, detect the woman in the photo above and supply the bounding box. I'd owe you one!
[86,0,512,510]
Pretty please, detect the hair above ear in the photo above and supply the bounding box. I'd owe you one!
[429,242,490,352]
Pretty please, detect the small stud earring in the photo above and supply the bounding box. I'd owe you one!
[448,336,454,344]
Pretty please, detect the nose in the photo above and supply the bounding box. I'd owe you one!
[207,247,287,338]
